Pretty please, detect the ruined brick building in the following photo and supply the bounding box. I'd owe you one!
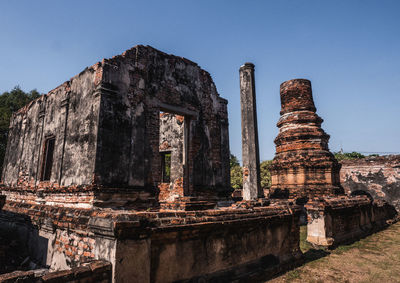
[237,65,396,248]
[1,45,231,210]
[0,46,397,282]
[0,46,304,283]
[340,155,400,212]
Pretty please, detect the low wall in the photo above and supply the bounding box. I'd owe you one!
[305,196,396,247]
[0,260,111,283]
[114,205,301,282]
[0,201,116,271]
[340,155,400,212]
[0,199,302,283]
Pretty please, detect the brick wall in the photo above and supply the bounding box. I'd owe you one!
[270,79,342,200]
[95,45,231,199]
[0,201,113,269]
[0,199,302,282]
[54,230,96,266]
[340,155,400,212]
[1,45,231,210]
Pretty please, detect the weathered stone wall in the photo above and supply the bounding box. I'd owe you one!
[2,67,101,189]
[340,155,400,212]
[0,64,103,209]
[306,196,396,247]
[113,203,302,283]
[95,45,230,199]
[0,201,116,271]
[1,45,230,209]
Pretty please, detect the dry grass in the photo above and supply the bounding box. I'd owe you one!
[269,222,400,283]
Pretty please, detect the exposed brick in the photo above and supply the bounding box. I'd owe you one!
[1,45,230,211]
[340,155,400,212]
[269,79,343,200]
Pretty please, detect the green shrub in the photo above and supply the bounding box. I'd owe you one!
[334,151,365,161]
[230,154,272,190]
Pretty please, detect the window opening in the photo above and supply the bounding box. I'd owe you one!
[41,137,55,181]
[161,151,171,183]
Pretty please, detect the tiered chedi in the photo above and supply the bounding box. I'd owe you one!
[269,79,342,200]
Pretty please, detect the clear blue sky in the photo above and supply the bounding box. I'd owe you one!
[1,0,399,161]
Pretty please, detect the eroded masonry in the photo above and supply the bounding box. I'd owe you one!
[0,46,302,283]
[269,79,342,200]
[340,155,400,212]
[0,46,397,283]
[2,45,231,209]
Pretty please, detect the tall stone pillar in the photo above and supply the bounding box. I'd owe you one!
[240,63,262,200]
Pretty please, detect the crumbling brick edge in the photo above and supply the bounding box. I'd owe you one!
[0,260,111,283]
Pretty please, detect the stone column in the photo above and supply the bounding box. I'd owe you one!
[240,63,262,200]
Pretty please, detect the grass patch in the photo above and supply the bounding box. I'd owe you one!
[270,222,400,282]
[333,240,363,254]
[299,225,312,253]
[286,270,301,281]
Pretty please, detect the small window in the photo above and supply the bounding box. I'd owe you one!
[40,137,55,181]
[161,152,171,183]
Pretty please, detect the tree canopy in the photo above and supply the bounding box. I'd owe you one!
[0,86,41,172]
[230,153,272,191]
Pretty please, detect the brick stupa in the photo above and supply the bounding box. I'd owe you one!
[269,79,343,201]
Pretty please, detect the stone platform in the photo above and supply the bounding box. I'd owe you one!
[305,195,397,248]
[0,197,302,283]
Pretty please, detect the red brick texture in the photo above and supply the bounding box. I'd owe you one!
[269,79,342,200]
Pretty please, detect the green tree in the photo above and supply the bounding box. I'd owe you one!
[0,86,41,172]
[230,153,240,168]
[260,160,272,189]
[230,154,242,190]
[230,154,273,191]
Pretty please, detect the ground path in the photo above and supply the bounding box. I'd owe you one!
[269,222,400,283]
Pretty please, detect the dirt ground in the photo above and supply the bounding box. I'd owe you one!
[269,222,400,283]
